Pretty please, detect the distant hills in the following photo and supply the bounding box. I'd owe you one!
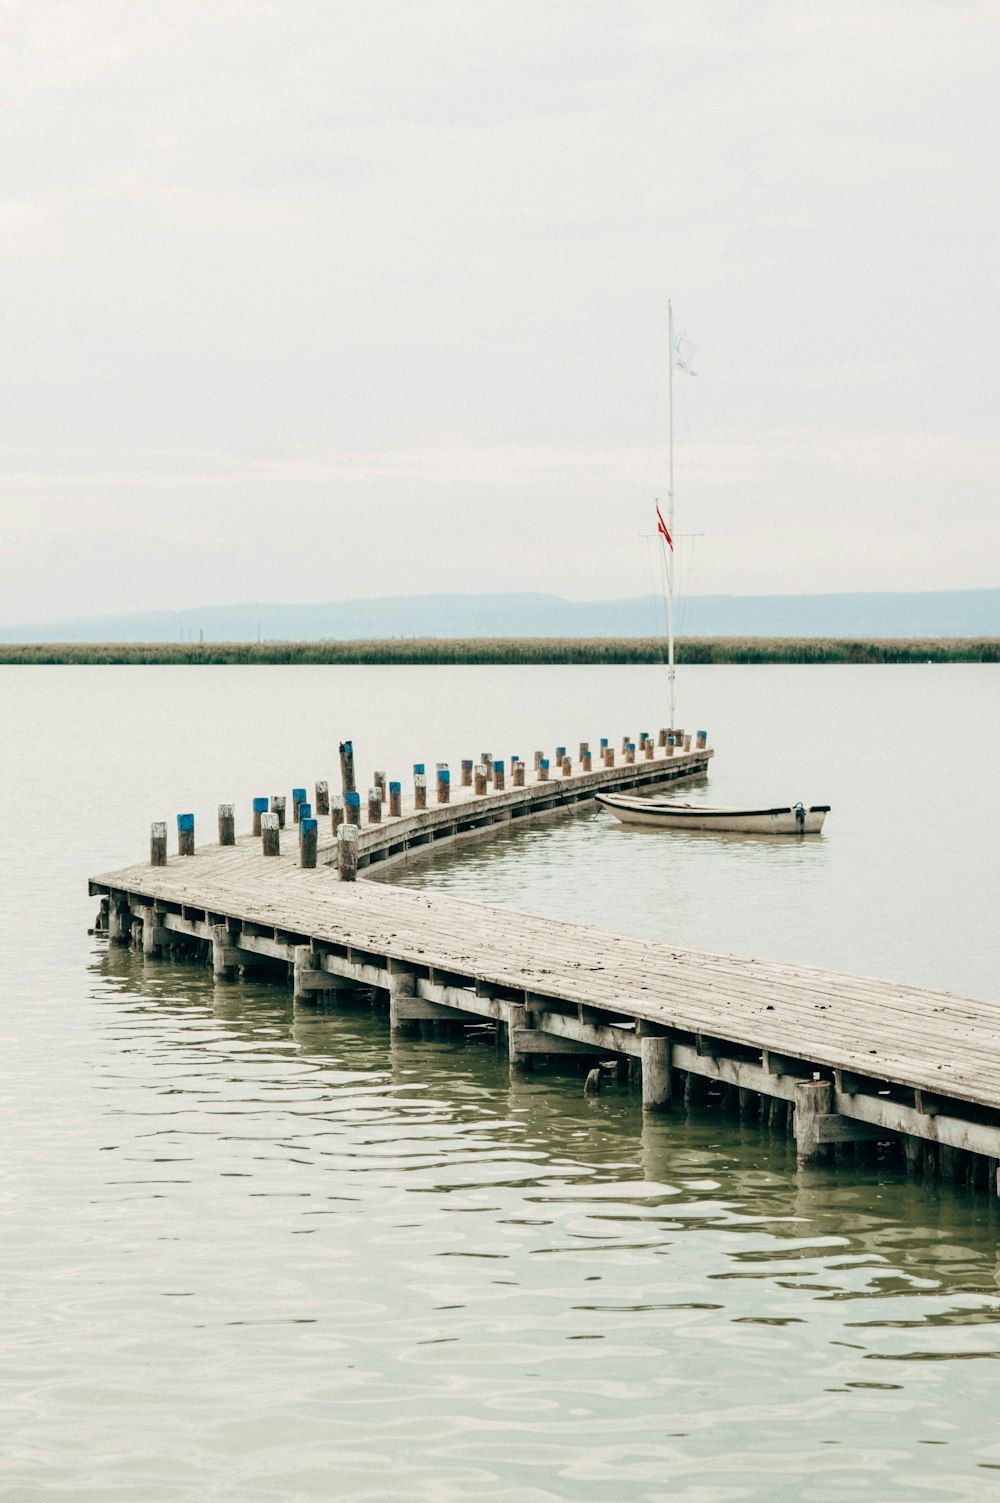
[1,590,998,643]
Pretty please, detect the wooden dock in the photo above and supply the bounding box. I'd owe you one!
[88,734,1000,1195]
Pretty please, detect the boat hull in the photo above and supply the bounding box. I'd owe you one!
[597,794,829,835]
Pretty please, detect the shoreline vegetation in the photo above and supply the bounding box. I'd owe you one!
[1,637,998,665]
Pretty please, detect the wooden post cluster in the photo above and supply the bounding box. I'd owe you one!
[218,804,235,846]
[252,796,268,835]
[338,823,358,881]
[261,812,280,856]
[150,822,167,866]
[315,780,330,815]
[299,817,318,868]
[177,813,195,856]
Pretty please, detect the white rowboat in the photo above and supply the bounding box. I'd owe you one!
[597,793,830,835]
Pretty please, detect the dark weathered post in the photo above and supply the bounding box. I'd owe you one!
[493,758,505,791]
[270,794,286,828]
[331,793,344,833]
[298,802,312,822]
[252,796,268,836]
[414,772,427,809]
[513,760,525,787]
[538,758,549,782]
[218,803,235,846]
[461,759,474,787]
[374,770,386,804]
[315,780,330,815]
[474,763,488,796]
[177,813,195,856]
[368,786,382,824]
[150,821,167,866]
[339,741,356,797]
[578,741,589,762]
[338,823,358,881]
[345,791,361,827]
[561,756,571,777]
[437,766,450,804]
[292,788,306,823]
[299,817,318,868]
[696,729,707,750]
[665,736,675,758]
[644,740,654,760]
[555,746,566,767]
[621,735,630,753]
[481,753,494,783]
[534,750,544,770]
[261,812,280,856]
[389,781,402,817]
[658,728,668,747]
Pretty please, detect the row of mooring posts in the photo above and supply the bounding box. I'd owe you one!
[148,727,711,877]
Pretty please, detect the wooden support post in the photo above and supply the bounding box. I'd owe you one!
[604,747,615,767]
[345,791,361,827]
[150,821,167,866]
[639,1024,672,1112]
[339,741,356,797]
[177,813,195,856]
[658,728,668,747]
[270,795,286,829]
[794,1080,833,1166]
[338,823,358,881]
[579,742,589,761]
[299,817,318,868]
[261,812,280,856]
[555,746,566,766]
[738,1087,759,1119]
[414,772,427,809]
[534,751,544,770]
[252,796,268,836]
[367,787,382,824]
[389,781,402,817]
[461,759,473,786]
[474,763,488,795]
[513,761,525,787]
[331,793,344,833]
[644,741,654,760]
[107,894,130,945]
[437,767,450,804]
[482,753,494,782]
[582,752,592,771]
[218,803,235,846]
[374,771,386,804]
[625,743,636,765]
[388,964,417,1032]
[506,1001,528,1069]
[538,758,549,782]
[494,759,505,791]
[621,735,630,753]
[315,780,330,815]
[683,735,692,753]
[561,757,572,777]
[212,923,237,980]
[142,904,165,958]
[665,738,674,757]
[697,730,707,749]
[292,788,306,823]
[297,802,312,823]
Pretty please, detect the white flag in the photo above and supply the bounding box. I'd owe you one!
[673,330,697,376]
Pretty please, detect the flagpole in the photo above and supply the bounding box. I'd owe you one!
[666,299,675,731]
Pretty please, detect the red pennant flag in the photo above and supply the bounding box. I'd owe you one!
[656,503,674,551]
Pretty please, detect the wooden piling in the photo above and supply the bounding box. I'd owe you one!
[389,781,402,817]
[604,746,614,767]
[578,742,589,761]
[644,741,654,760]
[388,964,417,1032]
[474,763,488,796]
[315,780,330,815]
[270,795,286,829]
[625,743,636,765]
[331,793,344,833]
[697,730,708,749]
[513,761,525,787]
[414,773,427,809]
[494,759,505,791]
[345,791,361,827]
[150,821,167,867]
[561,756,571,776]
[665,738,674,757]
[368,787,382,824]
[639,1025,672,1112]
[218,804,235,846]
[461,759,473,787]
[261,812,280,857]
[794,1079,833,1166]
[339,741,356,797]
[534,751,544,770]
[658,728,668,747]
[292,788,307,823]
[437,767,450,804]
[252,796,268,836]
[374,771,387,804]
[582,751,592,771]
[177,813,195,856]
[538,758,549,781]
[338,823,359,882]
[299,817,318,868]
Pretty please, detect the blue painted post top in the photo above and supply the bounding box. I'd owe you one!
[177,813,194,831]
[298,803,312,821]
[341,741,352,754]
[253,796,269,813]
[292,787,306,801]
[640,731,649,741]
[540,758,549,769]
[600,738,609,748]
[439,769,450,784]
[628,743,636,752]
[556,746,566,757]
[345,791,361,809]
[413,763,425,775]
[698,730,707,738]
[494,759,505,773]
[300,818,318,834]
[389,781,401,795]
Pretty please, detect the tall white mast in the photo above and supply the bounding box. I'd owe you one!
[666,299,676,730]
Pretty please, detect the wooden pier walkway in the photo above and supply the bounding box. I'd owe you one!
[88,735,1000,1194]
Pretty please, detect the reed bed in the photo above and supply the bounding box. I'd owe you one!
[2,637,998,665]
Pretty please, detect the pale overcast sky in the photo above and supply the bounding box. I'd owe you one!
[1,1,997,624]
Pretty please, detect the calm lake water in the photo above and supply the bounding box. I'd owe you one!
[2,664,999,1502]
